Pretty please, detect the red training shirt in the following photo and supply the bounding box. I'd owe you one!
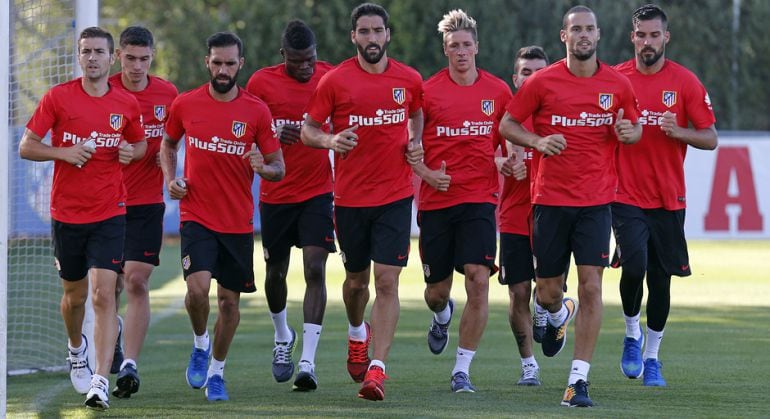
[246,62,334,204]
[506,59,640,207]
[420,68,511,211]
[110,73,178,206]
[614,59,715,210]
[305,57,423,207]
[499,118,535,236]
[165,85,280,233]
[26,78,144,224]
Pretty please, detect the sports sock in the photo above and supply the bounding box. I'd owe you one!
[521,356,538,369]
[643,327,664,360]
[348,322,367,341]
[369,359,385,371]
[624,313,642,339]
[452,347,476,376]
[193,330,209,350]
[548,302,568,327]
[270,309,292,343]
[568,360,590,385]
[433,301,452,324]
[301,323,322,365]
[120,358,136,370]
[208,357,225,378]
[68,339,86,354]
[534,299,548,317]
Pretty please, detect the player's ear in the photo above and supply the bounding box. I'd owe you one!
[239,57,244,70]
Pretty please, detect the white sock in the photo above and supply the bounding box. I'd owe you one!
[300,323,322,365]
[194,330,209,350]
[433,301,452,324]
[521,356,538,368]
[208,357,225,378]
[643,327,664,360]
[68,339,86,354]
[348,322,367,341]
[270,309,292,343]
[452,347,476,376]
[120,358,137,370]
[624,313,642,339]
[369,359,385,371]
[568,360,590,385]
[548,303,568,327]
[534,300,547,317]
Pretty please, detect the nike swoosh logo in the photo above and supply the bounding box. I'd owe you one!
[680,265,689,271]
[325,236,334,243]
[144,251,157,257]
[601,253,610,259]
[111,259,122,264]
[484,255,494,261]
[397,254,407,260]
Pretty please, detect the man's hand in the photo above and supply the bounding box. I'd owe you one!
[501,152,527,180]
[276,123,301,145]
[329,124,359,156]
[243,143,265,173]
[614,108,636,143]
[168,177,187,200]
[118,141,134,165]
[424,160,451,192]
[659,110,680,138]
[405,140,424,166]
[535,134,567,156]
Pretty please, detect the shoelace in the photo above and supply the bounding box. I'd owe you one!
[624,338,642,362]
[207,376,225,394]
[190,348,208,370]
[533,312,547,327]
[521,364,539,379]
[348,339,369,363]
[365,367,388,383]
[573,380,590,395]
[429,320,449,337]
[297,361,314,374]
[90,376,108,393]
[452,372,471,386]
[645,360,662,377]
[69,351,89,370]
[273,343,292,364]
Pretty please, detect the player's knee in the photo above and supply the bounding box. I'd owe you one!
[303,259,326,284]
[90,286,116,311]
[217,296,240,317]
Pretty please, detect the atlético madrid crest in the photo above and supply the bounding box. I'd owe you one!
[392,88,406,105]
[154,105,167,121]
[662,91,677,108]
[232,121,246,138]
[598,93,613,111]
[481,100,494,116]
[109,114,124,131]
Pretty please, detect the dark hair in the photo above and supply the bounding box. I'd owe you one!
[351,3,389,31]
[514,45,549,72]
[79,26,114,53]
[633,4,668,29]
[207,31,243,57]
[119,26,154,48]
[282,20,316,50]
[562,5,595,29]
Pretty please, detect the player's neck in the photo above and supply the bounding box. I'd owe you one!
[80,77,110,97]
[636,56,666,75]
[449,66,478,86]
[121,73,149,92]
[208,84,239,102]
[357,54,388,74]
[566,55,599,77]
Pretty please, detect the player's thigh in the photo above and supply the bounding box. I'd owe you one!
[52,219,89,281]
[610,202,649,272]
[180,221,219,279]
[647,208,691,277]
[499,232,534,286]
[259,200,301,263]
[217,231,257,293]
[334,205,372,273]
[571,204,612,267]
[455,203,497,274]
[87,215,126,274]
[370,197,412,269]
[297,193,336,253]
[418,207,455,283]
[532,205,573,278]
[124,203,164,266]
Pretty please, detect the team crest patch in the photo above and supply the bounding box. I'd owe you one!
[392,88,406,105]
[662,91,677,108]
[154,105,167,121]
[232,121,246,138]
[182,255,191,271]
[423,264,431,278]
[109,114,124,131]
[598,93,613,111]
[481,100,494,116]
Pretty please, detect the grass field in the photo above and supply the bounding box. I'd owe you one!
[6,239,770,418]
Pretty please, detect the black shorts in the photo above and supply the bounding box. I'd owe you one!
[334,197,412,273]
[180,221,256,293]
[611,203,691,277]
[499,233,535,285]
[52,215,126,281]
[260,193,336,263]
[532,204,611,278]
[418,203,497,283]
[124,203,165,266]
